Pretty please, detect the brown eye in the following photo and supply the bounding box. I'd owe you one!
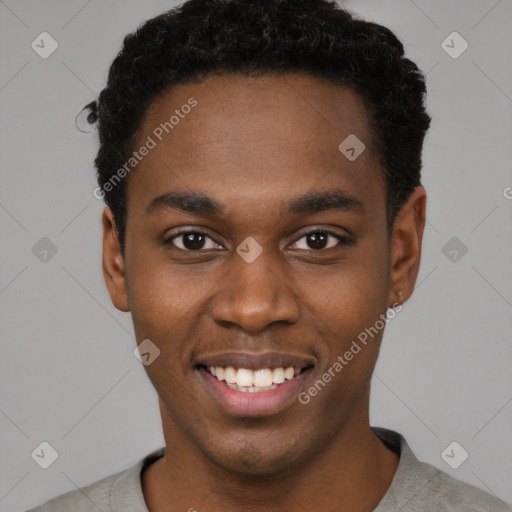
[289,230,350,251]
[165,231,223,251]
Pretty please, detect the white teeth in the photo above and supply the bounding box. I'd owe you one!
[207,365,301,390]
[236,368,254,387]
[272,367,285,384]
[284,367,294,380]
[254,369,273,387]
[224,366,237,384]
[225,382,279,392]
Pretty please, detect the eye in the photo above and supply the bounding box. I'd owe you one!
[289,230,351,251]
[165,230,223,251]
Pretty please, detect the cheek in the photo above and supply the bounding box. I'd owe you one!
[308,256,389,321]
[303,245,390,363]
[125,255,219,340]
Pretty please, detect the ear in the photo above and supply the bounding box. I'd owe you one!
[387,186,427,307]
[102,207,130,312]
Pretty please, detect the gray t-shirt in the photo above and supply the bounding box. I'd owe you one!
[26,427,510,511]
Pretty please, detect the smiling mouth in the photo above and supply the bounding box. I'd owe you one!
[198,365,313,393]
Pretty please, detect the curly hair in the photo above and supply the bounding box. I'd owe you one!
[85,0,431,258]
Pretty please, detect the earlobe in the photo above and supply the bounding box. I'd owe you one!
[102,207,130,312]
[387,187,427,308]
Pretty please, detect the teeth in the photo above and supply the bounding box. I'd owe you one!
[272,368,285,384]
[224,366,237,384]
[207,365,298,390]
[284,367,295,380]
[225,382,279,392]
[236,368,254,387]
[254,369,273,387]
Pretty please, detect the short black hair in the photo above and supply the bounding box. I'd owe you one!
[85,0,431,258]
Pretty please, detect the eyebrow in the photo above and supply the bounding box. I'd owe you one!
[145,191,224,216]
[287,189,364,215]
[144,188,365,217]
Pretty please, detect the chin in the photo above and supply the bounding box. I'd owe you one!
[202,438,306,477]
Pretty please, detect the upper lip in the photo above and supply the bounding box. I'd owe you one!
[196,352,315,371]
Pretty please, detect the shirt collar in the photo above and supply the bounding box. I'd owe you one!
[111,446,165,511]
[111,428,427,511]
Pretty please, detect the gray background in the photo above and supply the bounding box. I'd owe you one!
[1,0,511,510]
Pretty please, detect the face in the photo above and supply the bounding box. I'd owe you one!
[102,72,425,476]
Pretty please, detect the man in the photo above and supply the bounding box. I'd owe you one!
[27,0,510,510]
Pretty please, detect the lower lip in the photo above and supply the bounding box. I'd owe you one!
[199,367,312,417]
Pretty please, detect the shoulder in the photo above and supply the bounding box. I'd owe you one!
[372,427,511,512]
[25,447,165,512]
[24,469,123,512]
[420,462,511,511]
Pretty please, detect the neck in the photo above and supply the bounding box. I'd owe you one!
[142,387,399,512]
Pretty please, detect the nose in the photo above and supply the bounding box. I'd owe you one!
[210,249,300,333]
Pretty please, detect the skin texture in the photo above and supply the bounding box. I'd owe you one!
[102,73,426,511]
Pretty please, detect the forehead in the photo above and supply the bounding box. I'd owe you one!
[127,72,385,218]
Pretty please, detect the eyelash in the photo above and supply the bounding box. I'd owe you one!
[164,229,351,252]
